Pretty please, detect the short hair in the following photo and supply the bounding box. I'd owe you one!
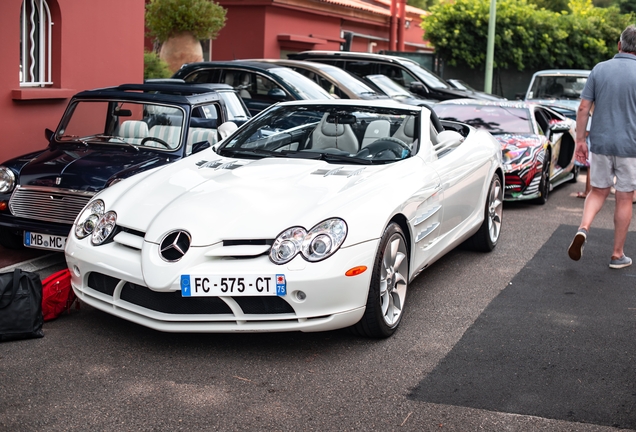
[620,25,636,54]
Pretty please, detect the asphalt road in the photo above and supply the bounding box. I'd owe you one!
[1,172,634,431]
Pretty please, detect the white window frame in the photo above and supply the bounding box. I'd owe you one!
[20,0,53,87]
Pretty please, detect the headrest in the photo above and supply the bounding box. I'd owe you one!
[437,130,464,143]
[402,116,415,138]
[119,120,148,138]
[321,121,345,137]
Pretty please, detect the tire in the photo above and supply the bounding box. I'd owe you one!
[464,174,503,252]
[533,153,551,205]
[351,223,409,338]
[0,227,25,249]
[568,163,580,184]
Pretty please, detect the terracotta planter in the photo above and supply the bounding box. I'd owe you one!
[160,32,204,73]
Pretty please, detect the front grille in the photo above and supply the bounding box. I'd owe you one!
[120,282,234,315]
[9,186,94,224]
[88,273,119,296]
[87,272,295,315]
[234,296,294,314]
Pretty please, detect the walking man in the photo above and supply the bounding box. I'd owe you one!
[568,25,636,268]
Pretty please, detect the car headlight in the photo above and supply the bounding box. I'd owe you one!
[91,211,117,245]
[502,146,530,165]
[74,199,105,239]
[270,218,348,265]
[0,166,16,194]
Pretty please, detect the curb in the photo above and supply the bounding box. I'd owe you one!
[0,253,66,274]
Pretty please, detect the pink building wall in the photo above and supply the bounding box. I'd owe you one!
[0,0,145,162]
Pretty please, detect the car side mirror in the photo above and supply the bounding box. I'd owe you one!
[45,128,54,141]
[549,121,571,133]
[218,121,238,140]
[409,82,428,95]
[192,141,211,154]
[267,88,287,101]
[114,109,132,117]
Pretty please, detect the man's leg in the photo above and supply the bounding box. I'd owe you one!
[569,186,611,260]
[612,190,633,259]
[580,186,611,230]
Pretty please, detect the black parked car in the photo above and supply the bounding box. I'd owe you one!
[363,74,438,106]
[0,82,251,250]
[288,51,504,101]
[172,61,333,116]
[251,59,388,100]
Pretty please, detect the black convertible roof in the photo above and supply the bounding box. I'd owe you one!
[72,82,235,105]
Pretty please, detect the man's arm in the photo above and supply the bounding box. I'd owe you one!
[575,98,593,163]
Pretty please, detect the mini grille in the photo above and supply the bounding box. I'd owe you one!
[9,186,94,225]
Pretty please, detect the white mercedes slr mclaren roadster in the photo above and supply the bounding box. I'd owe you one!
[65,100,504,338]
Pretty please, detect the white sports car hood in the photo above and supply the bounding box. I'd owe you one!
[104,153,399,246]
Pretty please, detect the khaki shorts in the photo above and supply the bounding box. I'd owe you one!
[590,152,636,192]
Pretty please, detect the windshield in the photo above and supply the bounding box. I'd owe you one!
[57,100,186,150]
[366,74,412,98]
[316,67,380,96]
[218,104,420,165]
[434,104,532,134]
[527,74,588,101]
[269,68,333,100]
[218,91,251,123]
[448,79,475,92]
[401,61,450,89]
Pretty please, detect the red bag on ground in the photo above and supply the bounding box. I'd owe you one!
[41,268,78,321]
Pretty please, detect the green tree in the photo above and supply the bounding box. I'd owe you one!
[408,0,438,11]
[421,0,632,71]
[617,0,636,14]
[144,51,172,79]
[145,0,226,43]
[530,0,570,12]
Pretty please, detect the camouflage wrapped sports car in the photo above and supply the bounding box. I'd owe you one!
[434,100,577,204]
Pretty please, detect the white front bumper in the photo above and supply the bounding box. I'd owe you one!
[65,236,379,333]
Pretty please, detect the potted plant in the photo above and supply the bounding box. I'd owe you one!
[146,0,227,73]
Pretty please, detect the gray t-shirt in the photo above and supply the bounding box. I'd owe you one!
[581,53,636,157]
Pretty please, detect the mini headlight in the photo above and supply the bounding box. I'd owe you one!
[74,199,105,239]
[91,211,117,245]
[269,218,348,265]
[0,167,16,194]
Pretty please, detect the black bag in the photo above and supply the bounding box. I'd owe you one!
[0,269,44,341]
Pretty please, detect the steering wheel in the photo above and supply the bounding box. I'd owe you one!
[356,137,411,160]
[140,136,170,148]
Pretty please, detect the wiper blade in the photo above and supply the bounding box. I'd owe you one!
[294,151,373,165]
[71,134,140,152]
[58,135,89,147]
[218,147,274,158]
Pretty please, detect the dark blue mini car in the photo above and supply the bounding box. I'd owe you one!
[0,82,251,250]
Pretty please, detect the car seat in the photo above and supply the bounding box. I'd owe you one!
[117,120,148,145]
[310,113,359,153]
[361,119,391,148]
[392,116,415,145]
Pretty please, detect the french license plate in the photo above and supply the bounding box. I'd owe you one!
[180,274,287,297]
[24,231,67,251]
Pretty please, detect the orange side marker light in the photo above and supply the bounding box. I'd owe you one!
[345,266,367,277]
